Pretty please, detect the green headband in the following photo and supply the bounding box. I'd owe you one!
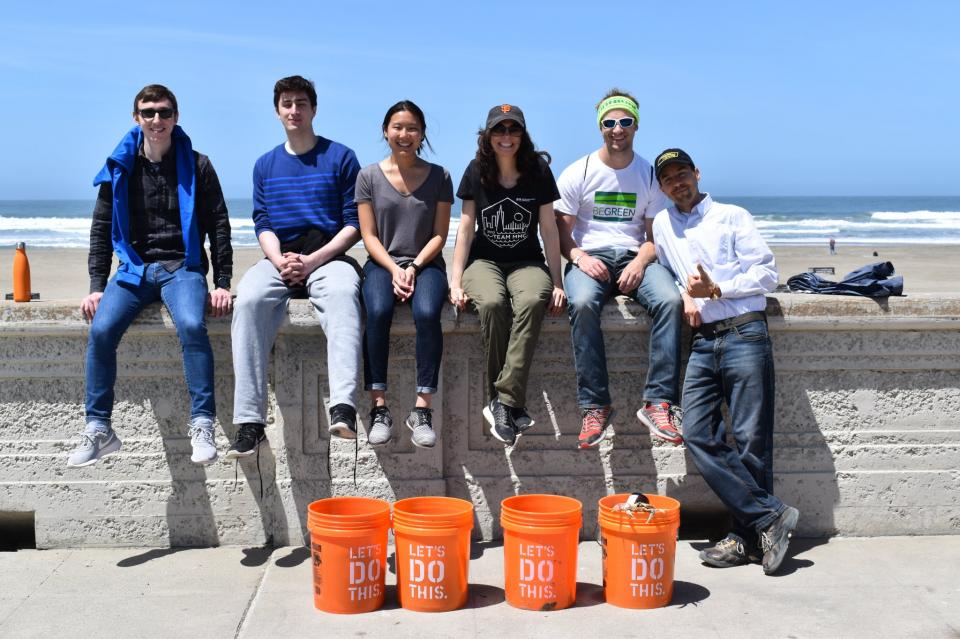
[596,96,639,126]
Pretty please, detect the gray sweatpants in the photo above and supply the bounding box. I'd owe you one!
[231,258,362,425]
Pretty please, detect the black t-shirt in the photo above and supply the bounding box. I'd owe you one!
[456,158,560,263]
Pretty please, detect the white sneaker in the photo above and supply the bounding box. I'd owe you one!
[67,422,121,468]
[189,417,218,465]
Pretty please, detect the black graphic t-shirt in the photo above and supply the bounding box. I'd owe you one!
[456,158,560,263]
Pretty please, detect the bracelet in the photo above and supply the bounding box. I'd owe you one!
[410,262,422,274]
[573,253,584,267]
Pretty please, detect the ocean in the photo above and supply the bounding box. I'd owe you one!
[1,196,958,249]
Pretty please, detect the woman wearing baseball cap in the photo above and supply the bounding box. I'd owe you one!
[449,104,566,446]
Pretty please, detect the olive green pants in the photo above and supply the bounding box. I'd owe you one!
[462,259,552,408]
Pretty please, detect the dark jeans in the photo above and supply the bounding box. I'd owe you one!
[85,263,214,423]
[362,260,447,394]
[681,318,785,539]
[564,248,683,408]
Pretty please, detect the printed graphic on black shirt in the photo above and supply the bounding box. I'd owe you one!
[480,197,533,249]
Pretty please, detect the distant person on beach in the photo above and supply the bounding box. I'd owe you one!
[69,84,233,468]
[449,104,566,446]
[554,89,683,449]
[652,148,799,575]
[829,237,836,255]
[357,100,452,448]
[228,75,362,457]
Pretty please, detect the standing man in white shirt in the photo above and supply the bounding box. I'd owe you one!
[555,89,684,450]
[651,148,799,575]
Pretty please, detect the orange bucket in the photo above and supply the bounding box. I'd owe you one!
[500,494,582,611]
[307,497,391,614]
[393,496,474,612]
[598,493,680,609]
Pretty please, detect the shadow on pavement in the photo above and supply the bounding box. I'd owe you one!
[240,545,273,567]
[470,539,503,560]
[116,548,190,567]
[769,556,814,576]
[379,585,401,610]
[274,546,311,567]
[468,584,506,608]
[670,580,711,607]
[573,582,605,608]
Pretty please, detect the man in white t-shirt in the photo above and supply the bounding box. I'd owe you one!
[555,89,683,450]
[652,147,799,575]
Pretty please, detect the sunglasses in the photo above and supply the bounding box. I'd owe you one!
[490,123,523,136]
[138,108,175,120]
[600,117,635,129]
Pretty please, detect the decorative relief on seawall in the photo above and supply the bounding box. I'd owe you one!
[1,297,959,545]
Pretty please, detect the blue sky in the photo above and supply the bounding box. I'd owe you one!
[1,0,957,199]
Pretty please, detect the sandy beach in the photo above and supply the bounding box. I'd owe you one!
[1,244,954,302]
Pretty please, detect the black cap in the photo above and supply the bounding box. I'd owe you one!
[654,148,695,182]
[485,104,526,130]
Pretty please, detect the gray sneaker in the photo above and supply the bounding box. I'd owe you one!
[367,406,393,446]
[761,506,800,575]
[699,534,762,568]
[188,417,217,465]
[67,421,121,468]
[406,407,437,448]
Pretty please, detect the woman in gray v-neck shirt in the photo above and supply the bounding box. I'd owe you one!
[356,100,453,449]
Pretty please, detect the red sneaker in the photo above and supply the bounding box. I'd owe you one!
[578,406,614,449]
[637,402,683,444]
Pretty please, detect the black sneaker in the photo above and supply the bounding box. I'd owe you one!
[329,403,357,440]
[760,506,800,575]
[511,407,535,433]
[226,423,266,459]
[483,397,517,446]
[699,534,762,568]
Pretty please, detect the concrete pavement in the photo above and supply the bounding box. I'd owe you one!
[1,537,958,638]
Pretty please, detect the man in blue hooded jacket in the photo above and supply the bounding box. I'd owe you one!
[68,84,233,468]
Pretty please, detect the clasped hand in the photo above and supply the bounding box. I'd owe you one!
[393,265,416,302]
[277,252,317,286]
[577,254,645,294]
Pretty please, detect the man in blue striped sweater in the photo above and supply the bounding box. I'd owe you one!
[228,75,363,457]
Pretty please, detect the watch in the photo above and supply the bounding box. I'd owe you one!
[410,262,422,274]
[216,277,231,291]
[573,253,584,267]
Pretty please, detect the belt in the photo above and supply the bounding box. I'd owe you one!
[694,311,767,339]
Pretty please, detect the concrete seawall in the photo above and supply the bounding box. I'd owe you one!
[2,294,959,548]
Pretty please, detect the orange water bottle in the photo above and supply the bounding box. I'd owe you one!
[13,241,31,302]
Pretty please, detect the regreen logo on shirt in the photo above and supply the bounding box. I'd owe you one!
[593,191,637,221]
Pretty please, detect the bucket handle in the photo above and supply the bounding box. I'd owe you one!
[596,493,672,546]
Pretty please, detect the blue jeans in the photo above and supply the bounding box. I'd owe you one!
[564,248,682,408]
[85,263,215,424]
[362,260,447,394]
[681,319,784,538]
